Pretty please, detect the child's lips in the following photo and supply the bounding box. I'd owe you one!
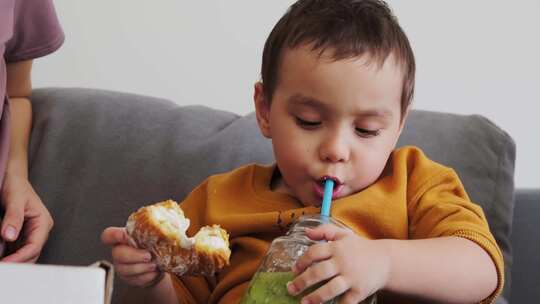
[313,180,344,200]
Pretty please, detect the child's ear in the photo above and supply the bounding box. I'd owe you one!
[254,82,272,138]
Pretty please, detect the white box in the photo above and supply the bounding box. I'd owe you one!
[0,261,114,304]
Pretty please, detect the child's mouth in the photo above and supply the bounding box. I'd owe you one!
[313,176,344,200]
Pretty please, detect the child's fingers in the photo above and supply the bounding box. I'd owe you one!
[101,227,129,246]
[112,244,152,264]
[306,224,350,241]
[293,242,332,274]
[115,262,157,277]
[302,275,350,304]
[288,259,338,296]
[123,270,162,288]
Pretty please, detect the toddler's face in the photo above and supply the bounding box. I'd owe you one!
[255,45,406,206]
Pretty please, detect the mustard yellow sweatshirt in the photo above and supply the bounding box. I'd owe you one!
[172,146,503,303]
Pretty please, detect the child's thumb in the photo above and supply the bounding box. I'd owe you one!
[101,227,129,246]
[1,199,24,242]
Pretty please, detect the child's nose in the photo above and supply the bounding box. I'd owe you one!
[318,133,350,163]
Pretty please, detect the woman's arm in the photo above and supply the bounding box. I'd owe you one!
[5,60,32,179]
[1,59,54,263]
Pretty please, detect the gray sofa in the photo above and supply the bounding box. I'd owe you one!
[24,88,538,303]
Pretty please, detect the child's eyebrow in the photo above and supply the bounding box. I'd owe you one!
[286,93,394,120]
[355,108,394,120]
[287,94,327,111]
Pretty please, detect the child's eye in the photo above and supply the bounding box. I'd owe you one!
[295,117,321,129]
[355,128,380,138]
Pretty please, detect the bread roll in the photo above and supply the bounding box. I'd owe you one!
[126,200,230,276]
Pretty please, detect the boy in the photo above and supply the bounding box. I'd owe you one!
[102,0,503,303]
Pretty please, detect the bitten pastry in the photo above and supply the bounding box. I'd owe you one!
[125,200,231,276]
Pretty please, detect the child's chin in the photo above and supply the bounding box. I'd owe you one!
[299,198,320,208]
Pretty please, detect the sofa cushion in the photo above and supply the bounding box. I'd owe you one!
[28,88,515,302]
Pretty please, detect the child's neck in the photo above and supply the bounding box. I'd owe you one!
[270,167,293,196]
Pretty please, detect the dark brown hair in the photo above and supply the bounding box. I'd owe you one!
[261,0,415,117]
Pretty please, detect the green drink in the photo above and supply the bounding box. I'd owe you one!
[241,272,299,304]
[241,271,337,304]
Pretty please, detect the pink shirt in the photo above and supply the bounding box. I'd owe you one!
[0,0,64,190]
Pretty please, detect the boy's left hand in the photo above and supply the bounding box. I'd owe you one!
[287,224,391,304]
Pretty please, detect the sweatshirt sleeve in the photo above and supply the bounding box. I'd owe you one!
[407,168,504,303]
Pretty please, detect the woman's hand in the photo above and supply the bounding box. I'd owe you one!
[1,175,53,263]
[287,224,391,304]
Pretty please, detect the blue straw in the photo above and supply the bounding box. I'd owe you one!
[320,179,334,217]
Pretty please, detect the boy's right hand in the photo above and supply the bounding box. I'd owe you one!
[101,227,163,288]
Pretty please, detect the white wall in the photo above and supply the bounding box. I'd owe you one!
[34,1,539,188]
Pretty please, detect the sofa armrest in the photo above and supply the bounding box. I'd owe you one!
[509,188,540,303]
